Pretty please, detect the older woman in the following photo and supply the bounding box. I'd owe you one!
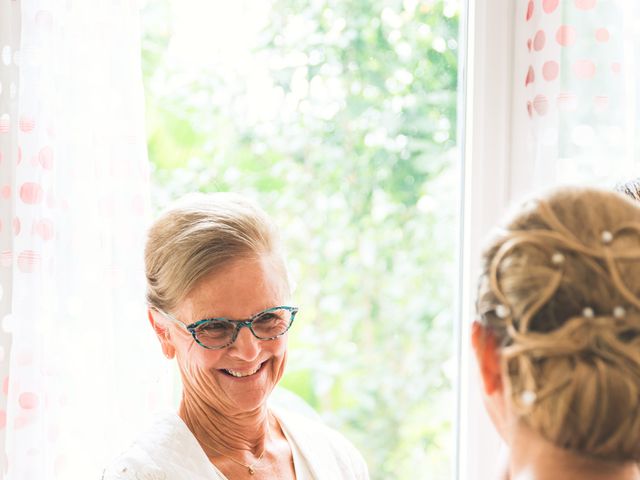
[472,187,640,480]
[103,193,369,480]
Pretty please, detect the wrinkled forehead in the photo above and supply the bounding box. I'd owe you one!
[179,253,291,321]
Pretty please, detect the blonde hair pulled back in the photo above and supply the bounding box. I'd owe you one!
[145,192,282,312]
[477,187,640,461]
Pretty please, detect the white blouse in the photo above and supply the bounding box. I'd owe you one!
[102,406,369,480]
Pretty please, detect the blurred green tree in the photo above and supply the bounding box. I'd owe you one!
[141,1,460,478]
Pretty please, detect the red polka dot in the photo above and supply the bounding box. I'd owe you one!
[15,415,31,429]
[0,185,10,199]
[19,116,35,133]
[533,30,546,51]
[533,95,549,115]
[46,191,56,208]
[575,0,596,9]
[595,28,609,42]
[543,61,560,81]
[35,10,53,30]
[132,195,145,216]
[526,38,532,51]
[526,0,534,20]
[17,250,41,273]
[33,219,54,241]
[38,146,53,169]
[0,410,5,429]
[19,392,39,409]
[525,66,535,86]
[526,101,533,118]
[543,0,559,13]
[0,251,11,267]
[55,455,67,475]
[48,424,60,442]
[17,350,33,366]
[612,62,621,73]
[557,25,577,46]
[12,217,20,236]
[0,114,9,133]
[557,92,578,111]
[19,182,43,205]
[594,95,609,110]
[573,59,596,79]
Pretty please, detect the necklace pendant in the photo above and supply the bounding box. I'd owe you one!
[248,466,255,475]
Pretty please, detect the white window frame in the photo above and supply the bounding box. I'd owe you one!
[456,0,517,478]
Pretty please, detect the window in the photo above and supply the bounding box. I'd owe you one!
[141,1,464,478]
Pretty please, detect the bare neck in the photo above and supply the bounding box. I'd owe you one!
[179,392,271,457]
[508,424,639,480]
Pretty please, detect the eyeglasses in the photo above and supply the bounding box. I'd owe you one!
[154,305,298,350]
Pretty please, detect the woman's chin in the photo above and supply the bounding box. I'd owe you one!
[214,361,273,411]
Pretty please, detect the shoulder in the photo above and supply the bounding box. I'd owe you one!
[275,408,369,480]
[101,412,200,480]
[101,444,166,480]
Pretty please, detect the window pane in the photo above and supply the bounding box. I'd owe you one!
[141,1,462,478]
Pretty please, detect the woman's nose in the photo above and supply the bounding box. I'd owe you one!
[228,325,261,361]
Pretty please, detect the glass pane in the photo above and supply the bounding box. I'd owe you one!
[141,1,463,478]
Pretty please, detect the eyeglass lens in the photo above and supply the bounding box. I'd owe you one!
[193,308,294,348]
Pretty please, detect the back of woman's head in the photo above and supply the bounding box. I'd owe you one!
[477,187,640,461]
[145,192,283,312]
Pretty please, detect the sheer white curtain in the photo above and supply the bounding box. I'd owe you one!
[0,1,169,478]
[511,0,639,196]
[462,1,640,478]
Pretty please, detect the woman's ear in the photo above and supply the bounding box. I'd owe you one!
[148,308,176,359]
[472,321,510,441]
[471,321,502,395]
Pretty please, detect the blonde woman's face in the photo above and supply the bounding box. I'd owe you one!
[170,254,291,413]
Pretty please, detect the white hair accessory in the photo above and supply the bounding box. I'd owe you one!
[495,304,510,318]
[601,230,613,244]
[582,307,595,318]
[613,306,626,319]
[521,390,537,406]
[551,252,565,265]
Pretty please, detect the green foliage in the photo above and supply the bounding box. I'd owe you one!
[141,1,460,478]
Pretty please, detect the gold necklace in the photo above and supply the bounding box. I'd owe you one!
[206,415,272,476]
[209,444,266,475]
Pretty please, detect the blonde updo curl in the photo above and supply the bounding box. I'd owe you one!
[477,187,640,461]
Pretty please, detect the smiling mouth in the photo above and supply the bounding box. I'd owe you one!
[221,361,265,378]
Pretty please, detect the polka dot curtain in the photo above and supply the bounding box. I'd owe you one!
[0,1,170,478]
[511,0,639,196]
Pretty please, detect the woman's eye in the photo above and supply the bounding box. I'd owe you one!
[200,321,230,332]
[254,314,277,324]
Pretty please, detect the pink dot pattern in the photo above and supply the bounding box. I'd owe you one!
[18,392,39,410]
[542,61,559,81]
[523,0,622,119]
[556,25,577,46]
[0,1,173,477]
[543,0,559,13]
[573,59,596,79]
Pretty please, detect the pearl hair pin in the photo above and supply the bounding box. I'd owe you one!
[521,390,537,406]
[601,230,613,244]
[613,306,626,319]
[495,304,510,318]
[582,307,595,318]
[551,252,565,265]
